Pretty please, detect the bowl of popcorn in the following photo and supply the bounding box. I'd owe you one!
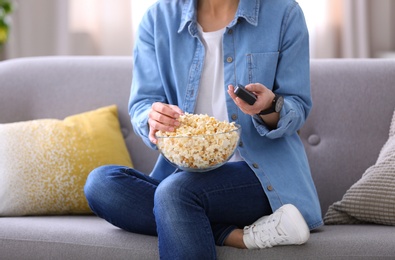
[155,113,241,172]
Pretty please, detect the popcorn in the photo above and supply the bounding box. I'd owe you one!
[156,113,240,170]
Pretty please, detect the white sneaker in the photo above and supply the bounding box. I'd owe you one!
[243,204,310,249]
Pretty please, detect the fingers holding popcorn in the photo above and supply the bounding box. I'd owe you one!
[148,102,183,144]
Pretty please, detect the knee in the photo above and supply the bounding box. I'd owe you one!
[84,165,124,209]
[85,165,110,199]
[153,173,204,228]
[154,173,196,209]
[154,178,177,205]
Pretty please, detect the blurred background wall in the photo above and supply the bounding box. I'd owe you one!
[299,0,395,59]
[1,0,394,60]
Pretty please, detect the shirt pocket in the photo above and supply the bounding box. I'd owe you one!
[246,52,279,90]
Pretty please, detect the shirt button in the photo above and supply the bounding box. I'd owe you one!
[228,29,233,34]
[252,163,259,169]
[239,141,243,147]
[267,185,273,191]
[231,114,238,120]
[226,57,233,63]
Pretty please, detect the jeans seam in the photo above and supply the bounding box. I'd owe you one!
[198,182,263,198]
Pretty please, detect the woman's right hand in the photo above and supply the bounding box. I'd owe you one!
[148,102,183,144]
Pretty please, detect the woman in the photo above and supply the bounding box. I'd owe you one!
[84,0,323,259]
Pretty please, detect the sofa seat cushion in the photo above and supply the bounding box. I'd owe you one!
[1,216,395,260]
[0,216,159,260]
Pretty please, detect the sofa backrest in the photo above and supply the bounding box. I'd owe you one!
[301,59,395,214]
[0,56,158,175]
[1,57,394,215]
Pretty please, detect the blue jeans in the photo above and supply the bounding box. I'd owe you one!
[84,161,272,260]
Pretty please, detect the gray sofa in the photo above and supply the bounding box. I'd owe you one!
[1,56,394,259]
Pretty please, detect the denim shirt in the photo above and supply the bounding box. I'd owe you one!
[129,0,323,230]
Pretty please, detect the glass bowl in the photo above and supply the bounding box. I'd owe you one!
[156,124,241,172]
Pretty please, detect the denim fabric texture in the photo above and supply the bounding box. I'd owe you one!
[87,0,324,259]
[85,162,272,259]
[129,0,323,230]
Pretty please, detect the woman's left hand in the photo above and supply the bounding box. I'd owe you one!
[227,83,275,115]
[228,83,280,129]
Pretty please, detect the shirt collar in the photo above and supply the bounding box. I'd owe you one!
[178,0,260,35]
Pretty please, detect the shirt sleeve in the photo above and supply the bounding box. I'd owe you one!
[253,3,312,139]
[128,6,166,150]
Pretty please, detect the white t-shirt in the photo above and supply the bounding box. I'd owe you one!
[195,25,227,121]
[195,25,242,162]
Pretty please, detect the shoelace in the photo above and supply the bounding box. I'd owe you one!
[250,212,290,248]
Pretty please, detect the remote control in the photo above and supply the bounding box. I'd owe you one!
[233,84,257,105]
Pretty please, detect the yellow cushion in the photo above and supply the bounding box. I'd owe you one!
[0,105,133,216]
